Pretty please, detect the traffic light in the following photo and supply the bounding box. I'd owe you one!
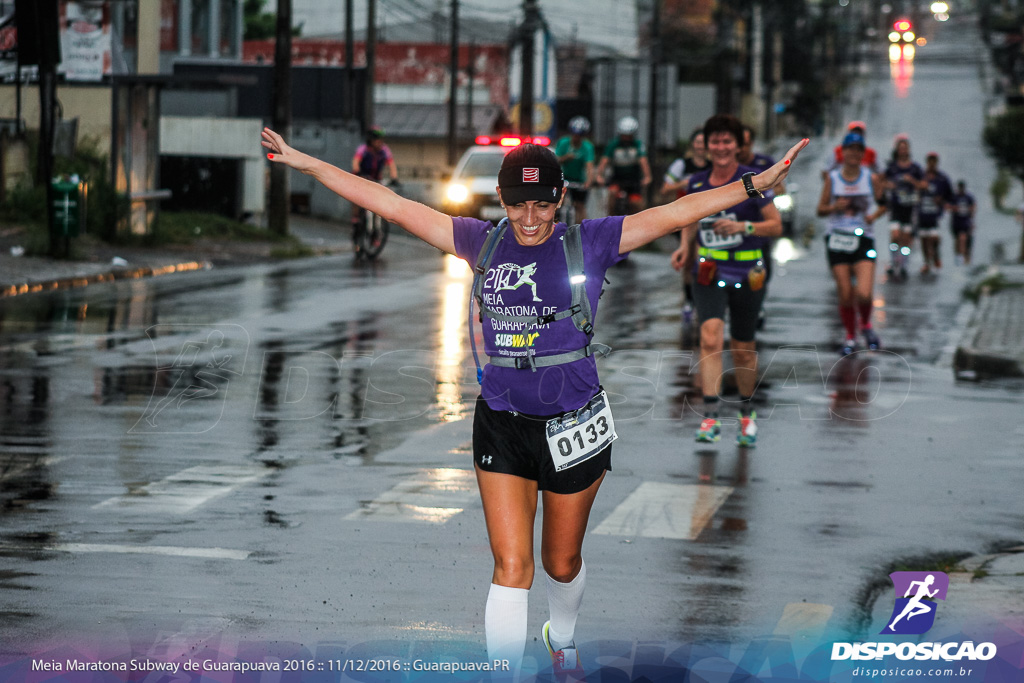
[893,18,913,32]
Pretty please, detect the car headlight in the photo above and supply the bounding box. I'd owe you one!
[446,183,470,204]
[773,194,793,211]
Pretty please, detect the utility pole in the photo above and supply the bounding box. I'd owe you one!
[447,0,459,166]
[344,0,353,120]
[269,0,292,236]
[750,2,763,110]
[15,0,60,254]
[518,0,542,137]
[365,0,376,130]
[466,41,475,142]
[647,0,660,206]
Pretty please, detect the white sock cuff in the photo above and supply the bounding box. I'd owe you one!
[545,559,586,589]
[488,583,529,603]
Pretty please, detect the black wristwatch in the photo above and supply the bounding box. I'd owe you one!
[741,171,763,199]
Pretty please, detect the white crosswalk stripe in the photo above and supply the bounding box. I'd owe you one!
[593,481,733,540]
[93,464,268,514]
[345,467,477,523]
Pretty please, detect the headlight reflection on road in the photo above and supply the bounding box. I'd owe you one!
[437,256,471,422]
[889,45,915,98]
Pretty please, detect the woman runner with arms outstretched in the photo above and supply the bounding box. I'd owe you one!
[261,128,806,680]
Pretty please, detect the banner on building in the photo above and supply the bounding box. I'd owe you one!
[59,0,111,81]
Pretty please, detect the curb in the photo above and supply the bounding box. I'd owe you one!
[0,260,212,299]
[953,267,1024,380]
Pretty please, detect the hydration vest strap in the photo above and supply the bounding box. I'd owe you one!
[468,221,607,381]
[469,220,509,383]
[563,224,595,336]
[478,302,580,326]
[488,343,611,371]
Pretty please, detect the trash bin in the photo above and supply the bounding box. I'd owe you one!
[51,176,87,237]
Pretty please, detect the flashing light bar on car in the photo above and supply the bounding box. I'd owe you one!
[475,135,552,147]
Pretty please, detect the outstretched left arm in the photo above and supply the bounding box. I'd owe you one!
[619,139,808,254]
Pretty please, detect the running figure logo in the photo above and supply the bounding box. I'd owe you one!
[131,324,249,434]
[881,571,950,635]
[493,262,543,302]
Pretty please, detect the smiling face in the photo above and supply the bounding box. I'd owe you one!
[497,188,566,246]
[707,131,740,170]
[842,144,865,168]
[691,132,706,157]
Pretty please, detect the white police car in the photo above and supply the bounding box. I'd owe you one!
[443,134,552,223]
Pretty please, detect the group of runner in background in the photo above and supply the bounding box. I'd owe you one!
[556,115,978,375]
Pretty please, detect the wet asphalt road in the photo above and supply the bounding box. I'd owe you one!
[1,15,1023,676]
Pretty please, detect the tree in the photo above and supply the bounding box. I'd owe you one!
[983,107,1024,182]
[245,0,301,40]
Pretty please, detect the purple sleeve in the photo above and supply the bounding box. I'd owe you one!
[580,216,627,269]
[381,144,395,162]
[452,217,494,264]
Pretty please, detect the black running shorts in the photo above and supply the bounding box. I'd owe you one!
[826,235,877,267]
[473,395,612,494]
[691,279,766,343]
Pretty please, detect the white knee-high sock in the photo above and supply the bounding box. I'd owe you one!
[545,560,586,649]
[485,583,529,674]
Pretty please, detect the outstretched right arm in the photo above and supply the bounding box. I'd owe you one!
[262,128,455,254]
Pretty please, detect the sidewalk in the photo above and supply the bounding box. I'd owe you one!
[0,214,351,297]
[954,264,1024,379]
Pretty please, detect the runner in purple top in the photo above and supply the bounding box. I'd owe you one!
[260,126,806,679]
[670,114,781,449]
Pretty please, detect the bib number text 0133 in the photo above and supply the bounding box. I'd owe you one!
[545,391,617,472]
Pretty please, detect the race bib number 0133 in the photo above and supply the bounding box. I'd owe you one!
[545,391,617,472]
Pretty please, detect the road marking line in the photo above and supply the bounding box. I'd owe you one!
[345,467,476,523]
[773,602,834,637]
[44,543,250,560]
[0,455,70,481]
[93,464,268,513]
[593,481,733,540]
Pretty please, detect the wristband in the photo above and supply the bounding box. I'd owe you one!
[745,222,755,235]
[741,172,763,198]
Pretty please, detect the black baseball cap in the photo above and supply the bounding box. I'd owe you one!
[497,144,563,205]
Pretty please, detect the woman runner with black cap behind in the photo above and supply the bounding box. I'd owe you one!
[260,127,807,679]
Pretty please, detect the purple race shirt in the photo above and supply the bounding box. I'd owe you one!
[454,216,627,415]
[687,166,774,284]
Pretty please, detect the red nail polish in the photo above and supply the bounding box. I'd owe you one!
[267,153,274,160]
[784,159,790,165]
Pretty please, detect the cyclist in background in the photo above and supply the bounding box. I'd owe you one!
[351,127,399,253]
[555,116,596,222]
[595,116,652,216]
